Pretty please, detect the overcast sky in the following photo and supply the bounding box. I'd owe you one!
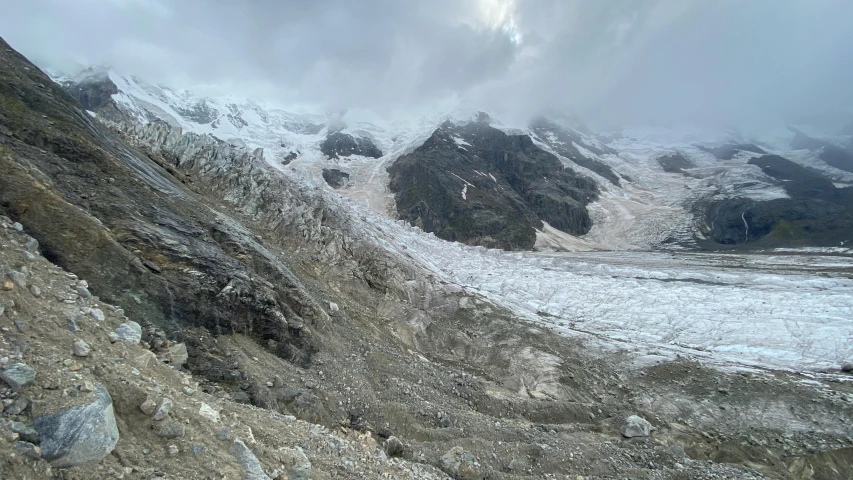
[2,0,852,129]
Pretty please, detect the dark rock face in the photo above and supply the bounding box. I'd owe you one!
[697,143,766,160]
[388,119,597,250]
[321,168,349,188]
[0,37,325,386]
[280,150,299,165]
[658,153,694,174]
[320,131,382,159]
[530,117,621,186]
[704,155,853,246]
[790,127,853,173]
[61,73,118,111]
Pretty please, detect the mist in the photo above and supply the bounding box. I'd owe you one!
[1,0,852,130]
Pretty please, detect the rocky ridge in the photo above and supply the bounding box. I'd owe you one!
[388,117,598,250]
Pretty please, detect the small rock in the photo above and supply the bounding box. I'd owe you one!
[143,260,162,273]
[24,238,39,253]
[507,459,516,471]
[231,439,273,480]
[152,398,172,421]
[842,363,853,373]
[620,415,653,438]
[115,321,142,344]
[8,271,26,289]
[191,445,205,456]
[12,222,23,232]
[23,251,36,262]
[438,412,451,428]
[139,398,157,416]
[33,386,119,468]
[15,441,41,459]
[76,286,93,299]
[167,343,188,366]
[28,285,41,297]
[79,381,94,393]
[440,446,482,480]
[6,396,30,415]
[166,445,179,457]
[383,436,404,457]
[1,363,36,391]
[72,339,91,357]
[89,308,105,322]
[199,403,220,423]
[14,319,29,333]
[216,428,231,441]
[158,423,185,439]
[10,421,39,443]
[107,332,119,343]
[182,387,195,395]
[66,316,79,332]
[280,446,311,480]
[1,281,13,291]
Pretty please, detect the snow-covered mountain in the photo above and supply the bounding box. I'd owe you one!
[56,67,853,252]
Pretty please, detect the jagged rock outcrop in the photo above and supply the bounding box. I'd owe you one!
[320,131,382,159]
[321,168,350,188]
[61,70,118,111]
[658,153,694,174]
[530,117,622,186]
[388,118,598,250]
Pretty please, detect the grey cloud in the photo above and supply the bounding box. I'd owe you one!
[1,0,851,129]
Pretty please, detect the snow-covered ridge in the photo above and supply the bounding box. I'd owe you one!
[54,67,853,252]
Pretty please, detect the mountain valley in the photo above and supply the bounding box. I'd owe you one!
[0,35,851,480]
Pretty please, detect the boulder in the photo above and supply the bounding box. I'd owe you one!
[166,342,189,366]
[440,446,484,480]
[620,415,652,438]
[199,402,221,423]
[0,363,36,391]
[73,339,91,357]
[280,446,311,480]
[7,270,26,288]
[32,385,119,468]
[230,438,271,480]
[383,436,404,457]
[115,321,142,344]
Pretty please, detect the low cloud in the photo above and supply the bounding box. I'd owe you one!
[2,0,852,129]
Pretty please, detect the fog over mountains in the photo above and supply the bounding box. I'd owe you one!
[3,0,853,130]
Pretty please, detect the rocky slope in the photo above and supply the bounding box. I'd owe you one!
[2,37,852,479]
[702,155,853,246]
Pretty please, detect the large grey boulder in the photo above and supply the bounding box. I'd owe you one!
[32,386,119,468]
[115,321,142,344]
[230,438,271,480]
[620,415,653,438]
[0,362,36,391]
